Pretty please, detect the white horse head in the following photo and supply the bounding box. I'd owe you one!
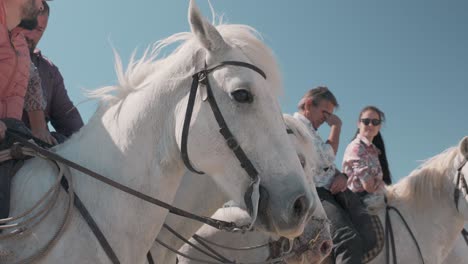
[172,0,313,237]
[283,114,333,263]
[6,1,312,263]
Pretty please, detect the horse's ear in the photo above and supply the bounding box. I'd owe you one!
[188,0,229,53]
[459,136,468,158]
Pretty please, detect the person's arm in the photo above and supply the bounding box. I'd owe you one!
[24,63,56,145]
[343,144,378,193]
[28,109,55,143]
[48,64,84,137]
[329,168,348,194]
[0,121,6,141]
[325,114,342,155]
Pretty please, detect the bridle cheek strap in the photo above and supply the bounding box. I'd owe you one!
[454,159,468,212]
[180,60,266,179]
[180,61,266,226]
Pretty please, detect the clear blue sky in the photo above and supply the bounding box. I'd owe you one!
[40,0,467,182]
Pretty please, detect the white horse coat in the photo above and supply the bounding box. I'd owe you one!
[442,224,468,264]
[2,1,314,263]
[175,115,333,264]
[323,137,468,264]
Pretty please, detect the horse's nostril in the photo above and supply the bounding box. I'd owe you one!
[320,240,333,257]
[293,195,308,219]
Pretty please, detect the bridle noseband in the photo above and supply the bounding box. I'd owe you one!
[454,158,468,211]
[181,60,267,216]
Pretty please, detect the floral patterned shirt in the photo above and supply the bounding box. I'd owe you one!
[293,112,337,190]
[342,134,383,193]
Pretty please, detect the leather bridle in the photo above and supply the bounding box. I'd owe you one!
[181,60,267,215]
[454,158,468,211]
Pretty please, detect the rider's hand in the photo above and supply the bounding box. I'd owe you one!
[362,178,377,193]
[325,113,342,128]
[330,172,348,194]
[0,121,6,141]
[32,127,58,146]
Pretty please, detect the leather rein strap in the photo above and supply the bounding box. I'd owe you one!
[384,196,424,264]
[4,126,250,264]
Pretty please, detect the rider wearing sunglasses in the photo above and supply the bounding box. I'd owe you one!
[338,106,393,263]
[343,105,392,193]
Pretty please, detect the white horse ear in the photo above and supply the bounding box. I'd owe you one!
[459,136,468,158]
[188,0,229,53]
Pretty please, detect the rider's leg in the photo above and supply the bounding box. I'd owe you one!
[317,187,363,264]
[336,190,377,248]
[0,162,13,220]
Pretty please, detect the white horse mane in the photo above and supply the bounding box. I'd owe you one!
[367,147,459,213]
[88,23,283,116]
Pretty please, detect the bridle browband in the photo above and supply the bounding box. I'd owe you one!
[454,159,468,211]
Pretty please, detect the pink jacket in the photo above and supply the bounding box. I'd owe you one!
[0,1,31,119]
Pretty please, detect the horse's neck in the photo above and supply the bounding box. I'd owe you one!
[13,72,192,263]
[375,193,464,263]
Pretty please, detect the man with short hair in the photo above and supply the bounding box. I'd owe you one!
[0,0,49,140]
[294,86,363,264]
[21,1,84,141]
[0,0,45,257]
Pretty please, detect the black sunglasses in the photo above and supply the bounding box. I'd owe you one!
[360,118,381,126]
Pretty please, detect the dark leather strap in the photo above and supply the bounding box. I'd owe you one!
[6,130,248,231]
[180,60,266,182]
[146,251,154,264]
[454,159,467,211]
[462,228,468,245]
[60,178,120,264]
[160,223,231,263]
[385,195,425,264]
[74,191,120,264]
[181,75,205,174]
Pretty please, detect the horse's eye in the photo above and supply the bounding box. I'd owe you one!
[231,89,253,103]
[323,167,330,172]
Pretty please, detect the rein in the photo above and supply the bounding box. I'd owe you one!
[6,130,248,233]
[384,196,424,264]
[157,229,298,264]
[462,228,468,245]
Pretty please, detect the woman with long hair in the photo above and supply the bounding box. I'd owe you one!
[342,106,392,195]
